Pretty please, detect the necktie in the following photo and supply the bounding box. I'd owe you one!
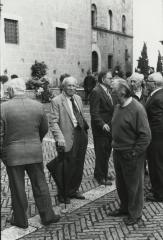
[70,97,83,128]
[106,89,113,105]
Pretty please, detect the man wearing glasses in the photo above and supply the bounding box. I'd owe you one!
[146,72,163,202]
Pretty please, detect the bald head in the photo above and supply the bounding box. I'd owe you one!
[7,78,26,97]
[62,76,78,97]
[62,76,78,87]
[146,72,163,94]
[148,72,163,84]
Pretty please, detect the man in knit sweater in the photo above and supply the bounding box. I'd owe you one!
[109,79,151,225]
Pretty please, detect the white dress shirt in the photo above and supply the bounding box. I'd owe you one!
[65,96,78,127]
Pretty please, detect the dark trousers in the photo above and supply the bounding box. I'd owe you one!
[113,150,145,219]
[93,135,112,181]
[6,163,55,226]
[57,127,88,197]
[147,140,163,199]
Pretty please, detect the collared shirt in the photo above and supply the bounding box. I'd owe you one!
[64,93,78,127]
[150,87,162,97]
[122,97,133,107]
[100,84,113,105]
[146,87,163,105]
[134,89,142,99]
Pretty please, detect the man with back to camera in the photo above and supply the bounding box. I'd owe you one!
[145,72,163,202]
[0,78,60,229]
[89,71,114,185]
[49,76,89,204]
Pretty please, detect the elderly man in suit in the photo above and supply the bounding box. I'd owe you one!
[128,72,147,105]
[49,76,88,204]
[146,72,163,202]
[0,78,60,229]
[89,71,114,185]
[128,72,148,175]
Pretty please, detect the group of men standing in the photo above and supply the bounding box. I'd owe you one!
[0,70,163,229]
[89,70,163,225]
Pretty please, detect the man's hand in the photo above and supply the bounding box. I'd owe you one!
[103,124,110,133]
[56,140,66,152]
[57,140,66,147]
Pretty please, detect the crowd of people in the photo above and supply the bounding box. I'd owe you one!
[0,69,163,229]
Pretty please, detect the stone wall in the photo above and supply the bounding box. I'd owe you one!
[91,0,133,74]
[2,0,91,84]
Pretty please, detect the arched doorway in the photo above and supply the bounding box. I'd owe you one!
[92,51,98,73]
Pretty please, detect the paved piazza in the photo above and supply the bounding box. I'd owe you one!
[1,104,163,240]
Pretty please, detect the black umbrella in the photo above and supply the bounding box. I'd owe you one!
[46,143,67,208]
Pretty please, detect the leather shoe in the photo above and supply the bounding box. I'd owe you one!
[146,195,163,202]
[69,192,85,199]
[10,216,28,229]
[42,215,60,226]
[108,209,128,217]
[58,195,70,204]
[10,221,28,229]
[125,217,141,225]
[97,179,112,186]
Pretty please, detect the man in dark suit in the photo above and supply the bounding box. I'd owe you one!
[49,76,88,203]
[0,78,60,229]
[146,72,163,202]
[89,71,114,185]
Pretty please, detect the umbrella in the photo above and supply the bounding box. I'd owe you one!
[46,144,67,208]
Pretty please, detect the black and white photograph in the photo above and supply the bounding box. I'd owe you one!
[0,0,163,239]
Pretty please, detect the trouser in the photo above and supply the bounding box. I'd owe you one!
[113,150,145,219]
[147,140,163,199]
[56,127,88,197]
[6,163,55,226]
[93,135,112,181]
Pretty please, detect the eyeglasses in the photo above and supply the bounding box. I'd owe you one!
[146,80,155,83]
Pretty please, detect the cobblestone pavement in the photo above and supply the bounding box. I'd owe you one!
[1,104,163,240]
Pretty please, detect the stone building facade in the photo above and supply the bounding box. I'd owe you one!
[91,0,133,75]
[0,0,133,84]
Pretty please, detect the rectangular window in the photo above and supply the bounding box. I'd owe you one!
[5,19,19,44]
[108,55,113,69]
[56,27,66,49]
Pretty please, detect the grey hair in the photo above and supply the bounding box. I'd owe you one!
[148,72,163,87]
[62,76,78,87]
[111,78,131,97]
[7,78,26,95]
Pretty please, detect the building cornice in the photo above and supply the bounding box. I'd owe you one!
[92,26,133,39]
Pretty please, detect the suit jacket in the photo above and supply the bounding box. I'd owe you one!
[146,88,163,139]
[89,84,114,136]
[49,93,87,152]
[0,95,48,166]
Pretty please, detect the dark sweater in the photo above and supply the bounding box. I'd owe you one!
[111,99,151,155]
